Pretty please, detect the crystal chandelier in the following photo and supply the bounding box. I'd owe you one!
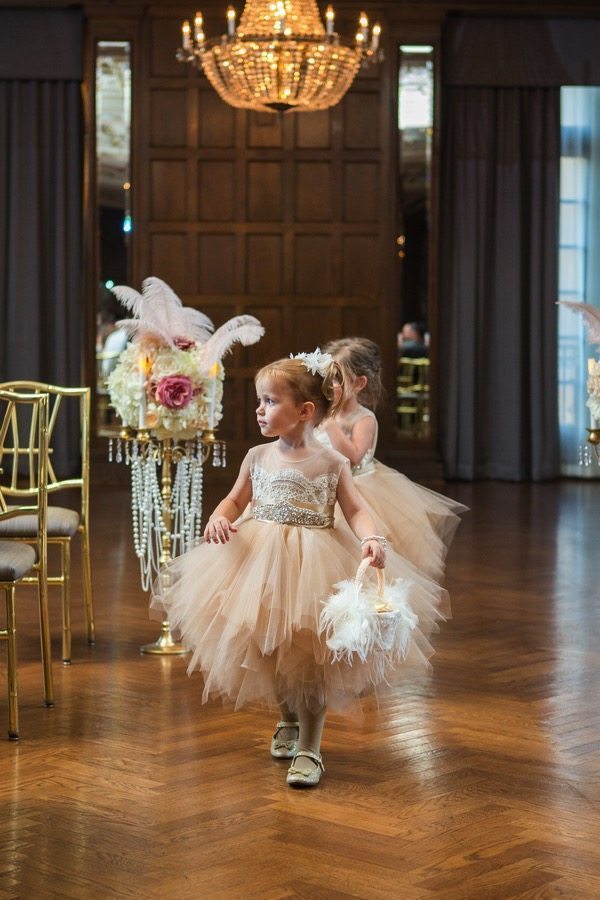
[177,0,382,113]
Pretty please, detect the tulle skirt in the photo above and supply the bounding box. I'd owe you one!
[348,461,467,580]
[151,512,451,715]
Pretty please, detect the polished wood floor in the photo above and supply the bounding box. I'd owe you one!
[1,474,599,899]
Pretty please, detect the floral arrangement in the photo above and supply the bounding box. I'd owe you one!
[587,358,600,422]
[107,277,264,439]
[560,301,600,426]
[108,341,224,439]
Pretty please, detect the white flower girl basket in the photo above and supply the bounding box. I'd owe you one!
[320,558,419,676]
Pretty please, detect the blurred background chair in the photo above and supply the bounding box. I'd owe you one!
[396,357,430,436]
[95,347,122,434]
[0,382,95,663]
[0,389,53,738]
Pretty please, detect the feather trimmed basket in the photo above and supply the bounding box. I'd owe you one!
[320,558,418,673]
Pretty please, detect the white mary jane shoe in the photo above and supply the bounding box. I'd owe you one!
[286,750,325,787]
[270,720,299,759]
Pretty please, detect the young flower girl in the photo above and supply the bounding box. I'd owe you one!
[318,337,467,579]
[152,349,450,788]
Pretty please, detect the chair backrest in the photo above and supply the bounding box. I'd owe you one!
[0,382,90,526]
[397,357,430,393]
[0,390,49,544]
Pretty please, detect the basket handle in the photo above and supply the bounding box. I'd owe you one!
[355,556,385,600]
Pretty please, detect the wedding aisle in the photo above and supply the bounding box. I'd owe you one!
[1,477,599,898]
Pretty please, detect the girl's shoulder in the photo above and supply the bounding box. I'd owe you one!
[342,405,378,432]
[354,405,377,424]
[317,442,349,470]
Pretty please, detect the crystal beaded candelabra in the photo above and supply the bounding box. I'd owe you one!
[579,427,600,467]
[109,428,226,654]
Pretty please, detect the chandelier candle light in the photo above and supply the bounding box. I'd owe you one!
[177,0,382,113]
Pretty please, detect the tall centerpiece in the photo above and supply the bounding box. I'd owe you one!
[560,300,600,466]
[107,277,264,652]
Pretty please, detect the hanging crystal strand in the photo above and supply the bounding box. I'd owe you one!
[183,458,201,551]
[199,457,204,545]
[108,438,113,462]
[116,437,123,463]
[221,441,227,468]
[213,440,221,467]
[171,457,186,559]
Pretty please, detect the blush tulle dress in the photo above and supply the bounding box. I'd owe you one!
[317,407,467,580]
[151,441,451,714]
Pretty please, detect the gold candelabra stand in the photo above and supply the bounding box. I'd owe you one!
[586,426,600,462]
[109,427,225,655]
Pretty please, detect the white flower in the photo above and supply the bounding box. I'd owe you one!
[107,341,224,438]
[291,348,333,378]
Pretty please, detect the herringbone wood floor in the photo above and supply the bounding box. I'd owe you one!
[1,475,599,899]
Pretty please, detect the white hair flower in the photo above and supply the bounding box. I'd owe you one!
[291,348,333,378]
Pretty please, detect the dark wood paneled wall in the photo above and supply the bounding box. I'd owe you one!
[130,6,395,468]
[83,0,598,470]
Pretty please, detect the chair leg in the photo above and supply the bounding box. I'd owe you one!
[61,540,71,665]
[36,556,54,708]
[6,585,19,740]
[80,525,95,645]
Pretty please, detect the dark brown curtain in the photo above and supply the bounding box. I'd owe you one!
[0,9,83,474]
[439,86,560,480]
[436,15,586,481]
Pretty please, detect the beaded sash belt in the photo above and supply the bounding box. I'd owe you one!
[252,501,333,529]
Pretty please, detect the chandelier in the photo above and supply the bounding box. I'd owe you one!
[177,0,382,113]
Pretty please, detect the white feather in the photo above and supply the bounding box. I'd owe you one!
[111,285,144,317]
[111,277,214,346]
[141,278,214,344]
[320,572,418,682]
[200,316,265,372]
[559,301,600,345]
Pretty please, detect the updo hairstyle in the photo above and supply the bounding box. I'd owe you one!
[255,357,344,424]
[323,337,383,410]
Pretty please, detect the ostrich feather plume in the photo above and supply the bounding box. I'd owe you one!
[200,316,265,373]
[559,301,600,346]
[320,569,418,683]
[112,277,214,346]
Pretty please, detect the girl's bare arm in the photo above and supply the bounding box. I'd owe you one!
[321,414,376,467]
[336,464,385,567]
[205,456,253,543]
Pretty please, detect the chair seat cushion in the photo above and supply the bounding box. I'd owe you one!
[0,540,37,582]
[0,506,80,538]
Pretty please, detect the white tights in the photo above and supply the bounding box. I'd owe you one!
[279,699,327,771]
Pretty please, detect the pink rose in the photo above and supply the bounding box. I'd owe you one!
[155,375,194,409]
[173,337,196,351]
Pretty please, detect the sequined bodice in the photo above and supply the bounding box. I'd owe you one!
[249,444,344,529]
[316,407,378,476]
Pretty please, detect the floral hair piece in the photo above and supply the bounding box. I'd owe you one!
[291,348,333,379]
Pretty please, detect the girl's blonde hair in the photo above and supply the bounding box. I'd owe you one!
[323,337,383,410]
[255,357,344,424]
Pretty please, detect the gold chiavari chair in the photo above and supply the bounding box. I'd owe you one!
[0,390,53,738]
[0,382,94,664]
[396,357,430,436]
[96,348,121,433]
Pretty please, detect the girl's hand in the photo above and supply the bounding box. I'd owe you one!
[204,516,238,544]
[361,539,385,568]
